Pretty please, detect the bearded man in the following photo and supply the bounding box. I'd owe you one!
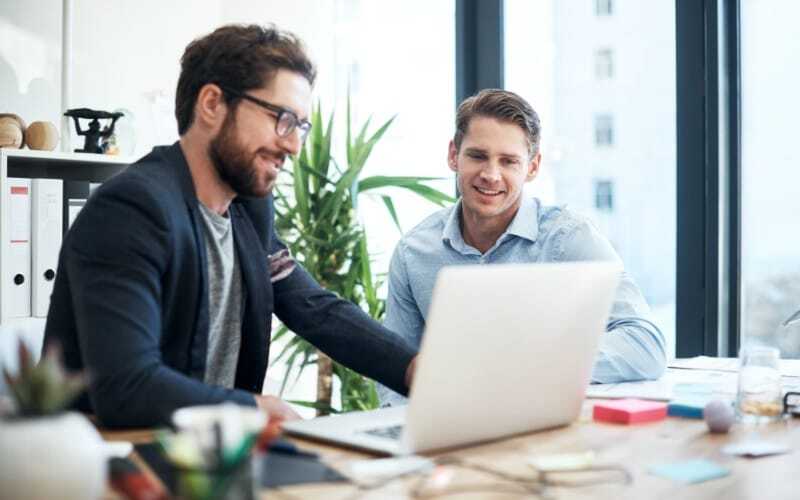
[43,24,417,428]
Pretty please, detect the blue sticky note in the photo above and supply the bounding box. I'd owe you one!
[668,397,710,419]
[648,459,730,484]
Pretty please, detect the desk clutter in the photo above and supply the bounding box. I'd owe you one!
[118,404,347,499]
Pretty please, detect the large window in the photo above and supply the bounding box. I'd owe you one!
[505,0,677,356]
[741,1,800,357]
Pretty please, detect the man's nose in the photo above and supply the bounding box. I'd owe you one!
[277,129,303,156]
[480,162,502,182]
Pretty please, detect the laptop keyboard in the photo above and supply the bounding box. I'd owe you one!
[362,424,404,440]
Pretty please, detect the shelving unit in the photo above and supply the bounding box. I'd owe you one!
[0,148,132,325]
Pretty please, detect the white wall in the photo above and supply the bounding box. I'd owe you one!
[1,0,455,409]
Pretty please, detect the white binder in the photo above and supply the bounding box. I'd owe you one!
[31,179,63,317]
[5,178,32,318]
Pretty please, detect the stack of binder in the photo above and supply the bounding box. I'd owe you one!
[3,178,64,320]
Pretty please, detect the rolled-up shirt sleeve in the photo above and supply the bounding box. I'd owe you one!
[554,218,667,383]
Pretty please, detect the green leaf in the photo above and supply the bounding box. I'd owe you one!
[286,400,341,414]
[357,175,446,192]
[272,93,455,415]
[380,195,402,234]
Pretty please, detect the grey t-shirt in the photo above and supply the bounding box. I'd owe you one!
[197,202,243,388]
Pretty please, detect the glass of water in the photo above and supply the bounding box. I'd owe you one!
[736,345,784,423]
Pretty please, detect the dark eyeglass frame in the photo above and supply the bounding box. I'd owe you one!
[219,85,311,142]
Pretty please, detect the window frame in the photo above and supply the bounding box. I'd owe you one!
[675,0,741,357]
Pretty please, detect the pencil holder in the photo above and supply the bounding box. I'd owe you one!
[173,453,258,500]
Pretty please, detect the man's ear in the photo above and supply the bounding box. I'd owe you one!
[194,83,227,132]
[447,140,458,173]
[526,152,542,182]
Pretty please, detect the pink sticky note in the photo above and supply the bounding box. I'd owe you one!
[593,399,667,424]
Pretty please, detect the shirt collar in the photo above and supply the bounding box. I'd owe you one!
[442,199,470,252]
[505,196,540,243]
[441,196,541,252]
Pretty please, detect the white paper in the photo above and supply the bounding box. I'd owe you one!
[722,440,791,458]
[587,368,739,401]
[669,356,739,372]
[669,356,800,378]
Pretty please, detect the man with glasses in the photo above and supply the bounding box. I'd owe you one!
[43,24,417,427]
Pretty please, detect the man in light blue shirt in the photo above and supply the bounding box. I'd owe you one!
[380,89,666,406]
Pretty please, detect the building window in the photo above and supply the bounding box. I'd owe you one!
[595,180,614,211]
[595,48,614,79]
[595,0,613,16]
[594,114,614,146]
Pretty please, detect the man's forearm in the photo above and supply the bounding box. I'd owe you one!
[274,266,418,394]
[90,363,256,428]
[591,323,667,383]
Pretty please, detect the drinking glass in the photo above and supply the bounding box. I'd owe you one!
[736,346,784,423]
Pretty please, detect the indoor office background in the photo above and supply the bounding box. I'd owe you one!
[1,0,799,405]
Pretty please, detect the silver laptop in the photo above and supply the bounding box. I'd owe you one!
[283,262,621,455]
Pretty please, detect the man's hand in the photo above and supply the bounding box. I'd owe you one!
[254,395,302,421]
[405,355,419,391]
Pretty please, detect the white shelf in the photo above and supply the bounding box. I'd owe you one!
[1,148,131,324]
[0,148,135,165]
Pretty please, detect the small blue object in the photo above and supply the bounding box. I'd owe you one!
[648,459,730,484]
[668,398,708,419]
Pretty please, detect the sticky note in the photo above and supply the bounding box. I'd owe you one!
[667,397,709,419]
[593,399,667,424]
[648,459,730,484]
[528,451,595,472]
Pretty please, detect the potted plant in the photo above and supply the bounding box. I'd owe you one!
[273,100,454,415]
[0,340,107,499]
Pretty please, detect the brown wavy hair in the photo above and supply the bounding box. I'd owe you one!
[175,24,316,135]
[453,89,541,156]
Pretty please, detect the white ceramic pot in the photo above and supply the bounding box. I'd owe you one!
[0,412,107,500]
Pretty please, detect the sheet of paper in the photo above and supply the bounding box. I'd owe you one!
[669,356,739,372]
[722,440,792,458]
[586,368,738,401]
[669,356,800,378]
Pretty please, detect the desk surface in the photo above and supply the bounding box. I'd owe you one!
[100,401,800,500]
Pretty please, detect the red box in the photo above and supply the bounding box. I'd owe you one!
[592,399,668,424]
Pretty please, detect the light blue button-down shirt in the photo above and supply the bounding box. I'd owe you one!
[378,196,667,406]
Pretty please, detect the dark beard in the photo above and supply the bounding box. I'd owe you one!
[208,113,264,197]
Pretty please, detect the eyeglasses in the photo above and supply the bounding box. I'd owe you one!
[219,85,311,143]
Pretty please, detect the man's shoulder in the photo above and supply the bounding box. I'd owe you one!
[537,202,596,238]
[397,205,453,250]
[98,146,184,206]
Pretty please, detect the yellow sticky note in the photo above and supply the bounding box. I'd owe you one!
[528,450,596,472]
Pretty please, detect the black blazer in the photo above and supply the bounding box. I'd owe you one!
[44,143,415,427]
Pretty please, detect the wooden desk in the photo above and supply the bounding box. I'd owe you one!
[100,402,800,499]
